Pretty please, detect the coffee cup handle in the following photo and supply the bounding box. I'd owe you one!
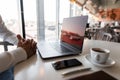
[95,54,100,62]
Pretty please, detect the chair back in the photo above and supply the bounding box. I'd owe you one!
[94,30,112,41]
[0,41,13,51]
[101,32,112,41]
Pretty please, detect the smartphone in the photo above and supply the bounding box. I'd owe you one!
[52,58,82,70]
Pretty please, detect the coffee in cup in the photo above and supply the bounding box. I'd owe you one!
[90,48,110,64]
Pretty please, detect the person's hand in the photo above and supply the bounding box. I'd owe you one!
[17,34,37,58]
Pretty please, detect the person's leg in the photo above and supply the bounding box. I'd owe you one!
[0,67,14,80]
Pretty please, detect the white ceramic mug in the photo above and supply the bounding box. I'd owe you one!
[90,48,110,64]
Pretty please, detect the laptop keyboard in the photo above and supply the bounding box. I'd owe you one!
[50,42,73,53]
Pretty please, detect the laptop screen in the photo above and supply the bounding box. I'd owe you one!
[61,16,88,49]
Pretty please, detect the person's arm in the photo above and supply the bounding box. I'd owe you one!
[0,37,36,73]
[0,15,36,73]
[0,47,27,73]
[0,15,18,45]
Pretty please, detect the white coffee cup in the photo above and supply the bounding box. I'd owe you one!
[90,48,110,64]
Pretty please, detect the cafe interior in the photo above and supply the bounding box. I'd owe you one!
[0,0,120,80]
[69,0,120,43]
[0,0,120,49]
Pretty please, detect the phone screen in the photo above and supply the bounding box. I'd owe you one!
[52,59,82,70]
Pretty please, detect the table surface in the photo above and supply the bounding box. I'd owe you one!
[14,39,120,80]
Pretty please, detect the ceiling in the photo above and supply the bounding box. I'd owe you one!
[74,0,120,14]
[96,0,120,9]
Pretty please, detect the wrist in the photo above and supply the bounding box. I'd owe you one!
[9,47,27,64]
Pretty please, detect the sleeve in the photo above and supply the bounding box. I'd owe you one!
[0,15,18,45]
[0,47,27,73]
[0,15,27,73]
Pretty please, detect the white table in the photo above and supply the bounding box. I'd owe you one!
[14,39,120,80]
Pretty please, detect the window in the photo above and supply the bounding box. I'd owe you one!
[59,0,70,22]
[37,0,71,40]
[59,0,71,38]
[0,0,22,51]
[44,0,57,40]
[23,0,37,41]
[0,0,22,35]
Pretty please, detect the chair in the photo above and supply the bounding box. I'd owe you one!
[99,27,120,42]
[101,32,112,41]
[85,28,96,39]
[93,30,112,41]
[0,41,13,51]
[111,34,119,42]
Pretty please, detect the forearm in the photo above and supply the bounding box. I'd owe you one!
[0,47,27,73]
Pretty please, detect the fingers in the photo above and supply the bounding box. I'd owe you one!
[30,39,37,54]
[31,39,37,48]
[17,34,23,47]
[21,39,37,49]
[23,39,30,44]
[23,39,37,58]
[17,36,37,58]
[17,34,22,41]
[17,34,25,42]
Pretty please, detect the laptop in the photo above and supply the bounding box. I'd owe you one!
[37,16,88,59]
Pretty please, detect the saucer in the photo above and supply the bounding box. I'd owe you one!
[85,54,116,67]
